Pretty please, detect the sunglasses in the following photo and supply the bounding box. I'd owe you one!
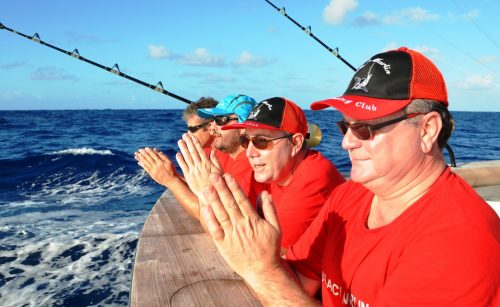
[214,115,239,126]
[239,134,292,150]
[187,120,212,133]
[337,113,424,140]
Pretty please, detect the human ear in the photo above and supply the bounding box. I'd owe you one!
[420,112,442,153]
[290,133,304,156]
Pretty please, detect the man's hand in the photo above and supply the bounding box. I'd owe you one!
[176,133,221,198]
[135,147,179,186]
[200,172,282,281]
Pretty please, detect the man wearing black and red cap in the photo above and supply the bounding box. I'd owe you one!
[222,97,344,248]
[198,48,499,306]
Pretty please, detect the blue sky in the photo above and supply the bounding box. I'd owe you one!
[1,0,499,111]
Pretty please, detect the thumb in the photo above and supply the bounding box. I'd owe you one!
[210,150,222,172]
[259,191,280,232]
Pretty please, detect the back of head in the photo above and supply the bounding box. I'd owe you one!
[183,97,218,122]
[197,94,257,122]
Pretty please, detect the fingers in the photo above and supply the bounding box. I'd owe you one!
[135,148,152,169]
[210,150,222,173]
[176,152,188,174]
[178,133,205,168]
[258,191,280,233]
[154,148,172,163]
[202,178,232,233]
[200,195,225,241]
[222,173,258,219]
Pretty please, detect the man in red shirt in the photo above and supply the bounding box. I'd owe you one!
[221,97,344,248]
[135,94,257,219]
[198,48,500,306]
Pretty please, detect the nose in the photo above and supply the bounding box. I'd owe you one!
[341,128,361,150]
[209,120,218,135]
[246,139,260,158]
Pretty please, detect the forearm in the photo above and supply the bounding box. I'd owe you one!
[246,260,321,306]
[164,176,201,220]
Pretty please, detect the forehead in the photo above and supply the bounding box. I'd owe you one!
[343,111,403,124]
[244,127,285,137]
[186,115,204,124]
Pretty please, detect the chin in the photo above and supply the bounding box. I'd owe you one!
[349,168,373,184]
[254,172,272,184]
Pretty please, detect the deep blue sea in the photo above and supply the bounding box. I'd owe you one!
[0,109,499,306]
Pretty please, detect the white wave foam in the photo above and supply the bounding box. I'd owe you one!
[48,147,114,156]
[0,209,148,306]
[9,169,154,210]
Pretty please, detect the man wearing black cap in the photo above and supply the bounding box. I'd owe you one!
[198,48,499,306]
[221,97,345,248]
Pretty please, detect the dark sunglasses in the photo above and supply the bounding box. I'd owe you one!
[214,115,239,126]
[337,113,424,140]
[239,134,292,150]
[187,120,212,133]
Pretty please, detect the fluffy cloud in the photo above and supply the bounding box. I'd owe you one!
[178,48,225,67]
[353,11,379,26]
[353,7,439,27]
[148,44,171,59]
[456,74,497,90]
[478,55,497,64]
[232,51,273,67]
[0,62,27,70]
[384,7,439,25]
[323,0,358,24]
[30,67,77,81]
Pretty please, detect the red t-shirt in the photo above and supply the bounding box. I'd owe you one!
[286,167,500,306]
[270,150,344,247]
[211,149,263,206]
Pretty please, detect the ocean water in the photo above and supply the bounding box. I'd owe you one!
[0,109,499,306]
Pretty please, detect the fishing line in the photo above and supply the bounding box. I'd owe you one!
[264,0,357,71]
[0,23,193,104]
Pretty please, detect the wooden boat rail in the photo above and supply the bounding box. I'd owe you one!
[130,160,500,306]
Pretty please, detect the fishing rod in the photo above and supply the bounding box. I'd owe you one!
[0,22,193,104]
[264,0,357,72]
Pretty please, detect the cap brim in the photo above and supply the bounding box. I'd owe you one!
[310,95,411,120]
[197,107,232,119]
[221,121,282,131]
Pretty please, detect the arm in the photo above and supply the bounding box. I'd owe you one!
[134,147,201,219]
[200,172,321,305]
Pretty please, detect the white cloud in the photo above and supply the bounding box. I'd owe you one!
[232,51,273,67]
[203,74,236,84]
[323,0,358,25]
[30,67,77,81]
[0,91,42,100]
[412,45,442,61]
[148,44,171,59]
[456,74,497,90]
[381,44,442,62]
[178,48,225,67]
[383,7,439,25]
[353,11,379,26]
[462,9,480,20]
[478,55,497,64]
[382,42,400,52]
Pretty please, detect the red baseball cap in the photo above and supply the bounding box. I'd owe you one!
[310,47,448,120]
[222,97,308,136]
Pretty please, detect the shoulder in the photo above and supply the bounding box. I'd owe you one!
[296,150,345,181]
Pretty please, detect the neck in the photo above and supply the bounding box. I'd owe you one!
[367,156,446,229]
[227,145,244,159]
